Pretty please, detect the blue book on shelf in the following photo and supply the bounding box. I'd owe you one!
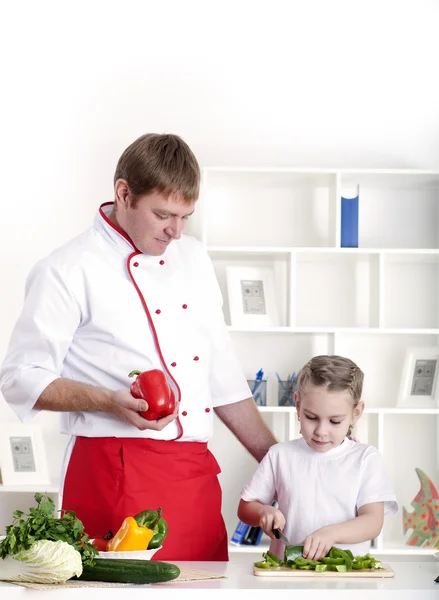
[230,520,250,545]
[341,188,359,248]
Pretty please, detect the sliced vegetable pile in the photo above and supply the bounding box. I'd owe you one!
[254,544,384,572]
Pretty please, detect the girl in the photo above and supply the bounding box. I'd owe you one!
[238,355,398,561]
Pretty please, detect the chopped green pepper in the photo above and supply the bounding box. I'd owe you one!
[263,551,283,566]
[294,557,320,567]
[283,544,304,564]
[321,557,345,565]
[254,560,272,569]
[331,546,353,570]
[335,565,347,573]
[255,545,383,573]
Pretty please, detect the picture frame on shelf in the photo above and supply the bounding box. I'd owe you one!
[397,347,439,408]
[0,423,50,486]
[226,266,280,328]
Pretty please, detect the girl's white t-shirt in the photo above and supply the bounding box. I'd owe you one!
[240,437,398,557]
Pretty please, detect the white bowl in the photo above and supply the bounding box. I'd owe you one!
[94,546,162,560]
[434,551,439,560]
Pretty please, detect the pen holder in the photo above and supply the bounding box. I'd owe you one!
[248,380,267,406]
[278,380,296,407]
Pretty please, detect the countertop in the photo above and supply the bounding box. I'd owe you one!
[0,553,438,599]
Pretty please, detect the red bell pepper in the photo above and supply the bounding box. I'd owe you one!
[128,369,176,420]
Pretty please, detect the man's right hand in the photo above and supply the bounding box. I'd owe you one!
[111,389,179,430]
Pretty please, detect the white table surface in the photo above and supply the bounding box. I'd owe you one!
[0,553,438,599]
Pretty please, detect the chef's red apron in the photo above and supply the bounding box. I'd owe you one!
[61,437,228,561]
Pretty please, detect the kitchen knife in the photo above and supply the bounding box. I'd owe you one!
[273,528,290,546]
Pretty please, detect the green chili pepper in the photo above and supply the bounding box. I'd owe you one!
[133,509,168,549]
[283,544,305,564]
[254,561,271,569]
[321,557,345,565]
[294,557,320,567]
[263,551,283,566]
[335,565,347,573]
[331,546,352,570]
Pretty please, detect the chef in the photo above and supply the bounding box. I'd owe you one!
[0,133,277,561]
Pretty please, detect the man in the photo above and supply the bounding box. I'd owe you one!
[0,133,277,560]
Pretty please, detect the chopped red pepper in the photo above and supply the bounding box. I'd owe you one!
[129,369,176,420]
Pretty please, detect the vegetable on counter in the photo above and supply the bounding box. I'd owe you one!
[0,495,180,586]
[0,493,98,583]
[0,492,97,567]
[76,557,180,584]
[0,540,82,584]
[107,509,163,552]
[134,508,168,549]
[129,369,176,420]
[91,530,114,552]
[254,545,384,572]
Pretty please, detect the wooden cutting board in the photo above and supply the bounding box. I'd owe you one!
[254,563,394,578]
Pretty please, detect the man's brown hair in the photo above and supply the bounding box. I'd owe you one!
[114,133,200,205]
[296,355,364,406]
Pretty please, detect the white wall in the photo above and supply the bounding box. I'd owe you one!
[0,0,438,522]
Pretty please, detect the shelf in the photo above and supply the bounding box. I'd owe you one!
[257,407,439,415]
[209,246,439,256]
[0,484,60,493]
[228,326,439,335]
[228,542,436,556]
[203,169,337,248]
[374,541,437,556]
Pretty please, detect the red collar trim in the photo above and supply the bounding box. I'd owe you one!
[98,202,141,253]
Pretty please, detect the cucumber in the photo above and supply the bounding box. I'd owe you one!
[76,558,180,584]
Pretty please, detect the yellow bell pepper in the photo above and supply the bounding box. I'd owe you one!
[107,515,155,552]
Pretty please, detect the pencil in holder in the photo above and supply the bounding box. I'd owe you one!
[248,380,267,406]
[278,380,296,406]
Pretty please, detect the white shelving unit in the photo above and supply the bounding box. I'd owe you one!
[2,168,438,558]
[198,167,439,556]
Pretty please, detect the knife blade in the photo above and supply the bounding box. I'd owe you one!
[273,528,290,546]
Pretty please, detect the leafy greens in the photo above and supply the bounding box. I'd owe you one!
[0,492,97,566]
[0,539,82,583]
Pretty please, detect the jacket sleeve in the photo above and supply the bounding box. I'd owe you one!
[197,246,252,408]
[0,259,81,421]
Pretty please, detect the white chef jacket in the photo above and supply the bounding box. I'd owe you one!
[241,437,398,557]
[0,202,252,442]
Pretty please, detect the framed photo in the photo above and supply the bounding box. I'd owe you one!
[398,347,439,408]
[226,266,280,327]
[0,423,50,486]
